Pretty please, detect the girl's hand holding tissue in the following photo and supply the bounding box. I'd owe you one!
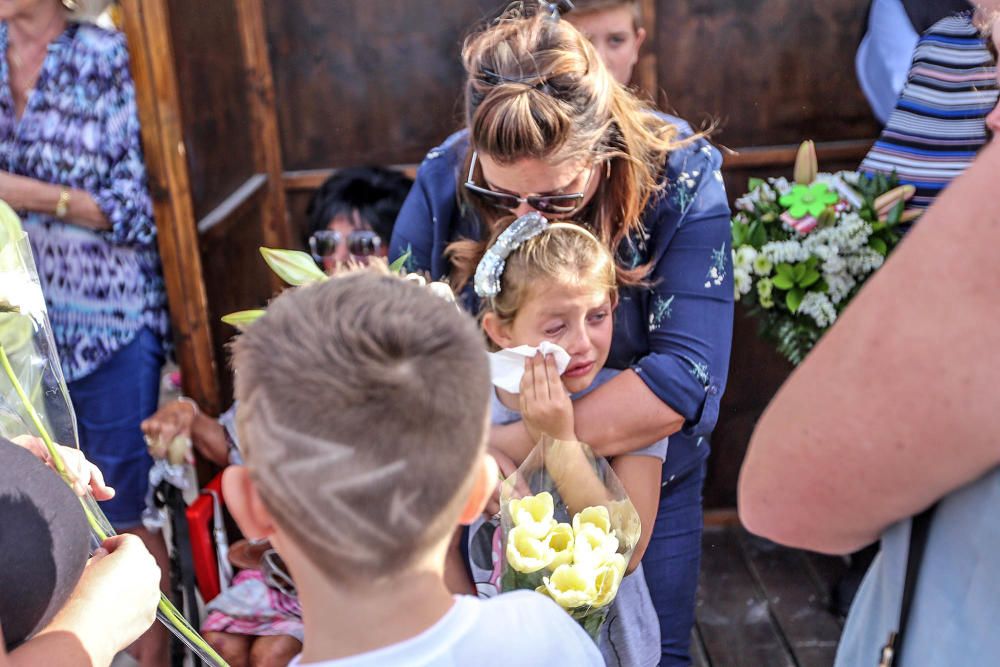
[519,352,576,442]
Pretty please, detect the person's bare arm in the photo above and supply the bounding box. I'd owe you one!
[610,454,662,571]
[738,139,1000,555]
[0,173,110,232]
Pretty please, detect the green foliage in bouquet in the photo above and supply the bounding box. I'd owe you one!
[731,141,917,365]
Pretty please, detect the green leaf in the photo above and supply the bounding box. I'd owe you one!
[222,309,266,330]
[887,200,904,226]
[869,237,888,257]
[772,274,795,290]
[775,263,795,279]
[786,288,804,313]
[748,221,768,248]
[792,264,806,282]
[731,221,748,247]
[748,177,765,191]
[388,251,411,275]
[800,268,821,288]
[260,247,327,286]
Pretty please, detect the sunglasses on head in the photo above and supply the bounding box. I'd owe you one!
[308,229,382,263]
[463,151,594,216]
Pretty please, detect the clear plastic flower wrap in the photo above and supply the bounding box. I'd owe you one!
[0,203,229,665]
[499,435,641,641]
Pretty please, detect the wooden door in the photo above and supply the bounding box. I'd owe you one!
[120,0,292,415]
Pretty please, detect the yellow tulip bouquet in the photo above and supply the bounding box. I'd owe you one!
[500,436,640,641]
[0,203,228,665]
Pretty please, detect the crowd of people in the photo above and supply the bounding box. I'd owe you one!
[2,0,999,666]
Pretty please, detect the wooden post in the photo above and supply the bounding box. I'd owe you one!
[235,0,293,289]
[120,0,222,415]
[637,0,658,103]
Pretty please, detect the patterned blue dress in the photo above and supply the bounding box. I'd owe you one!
[390,117,734,664]
[0,21,167,383]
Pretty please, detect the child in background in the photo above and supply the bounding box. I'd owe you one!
[564,0,646,85]
[221,271,604,667]
[449,214,667,667]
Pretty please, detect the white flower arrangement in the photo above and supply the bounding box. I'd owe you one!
[731,141,917,365]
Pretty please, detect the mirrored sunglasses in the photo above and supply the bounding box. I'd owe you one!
[308,229,382,262]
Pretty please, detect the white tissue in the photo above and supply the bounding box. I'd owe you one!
[488,341,571,394]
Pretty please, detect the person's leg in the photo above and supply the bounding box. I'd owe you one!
[248,635,302,667]
[641,460,707,667]
[203,632,251,667]
[68,329,168,667]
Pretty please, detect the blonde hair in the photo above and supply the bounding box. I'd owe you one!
[448,219,617,332]
[231,271,491,581]
[461,4,687,284]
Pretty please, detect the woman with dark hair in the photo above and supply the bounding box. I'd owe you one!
[390,6,733,664]
[304,166,413,272]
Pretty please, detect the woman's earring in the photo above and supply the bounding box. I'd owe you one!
[61,0,80,11]
[605,160,612,178]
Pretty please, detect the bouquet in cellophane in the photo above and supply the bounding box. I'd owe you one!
[0,202,229,665]
[731,141,917,365]
[499,435,640,641]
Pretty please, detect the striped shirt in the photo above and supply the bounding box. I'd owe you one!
[861,13,998,211]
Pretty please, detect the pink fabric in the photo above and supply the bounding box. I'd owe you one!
[201,570,303,641]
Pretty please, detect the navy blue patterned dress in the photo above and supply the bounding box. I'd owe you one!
[0,21,167,383]
[390,117,734,664]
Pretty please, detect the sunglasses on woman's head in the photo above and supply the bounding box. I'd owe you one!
[308,229,382,263]
[463,151,594,216]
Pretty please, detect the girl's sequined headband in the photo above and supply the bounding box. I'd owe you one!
[474,212,550,298]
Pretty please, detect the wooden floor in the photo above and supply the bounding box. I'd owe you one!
[691,526,848,667]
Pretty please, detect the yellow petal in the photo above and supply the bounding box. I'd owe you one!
[546,523,575,568]
[506,526,555,574]
[592,554,627,607]
[542,564,597,609]
[573,524,619,570]
[573,505,612,535]
[509,492,556,539]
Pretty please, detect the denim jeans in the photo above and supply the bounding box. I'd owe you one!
[67,328,163,528]
[641,459,707,666]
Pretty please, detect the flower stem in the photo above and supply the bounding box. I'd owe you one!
[0,342,229,666]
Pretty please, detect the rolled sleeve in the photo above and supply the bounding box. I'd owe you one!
[93,36,155,247]
[633,146,734,438]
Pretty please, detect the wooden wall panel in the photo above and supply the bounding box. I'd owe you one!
[200,204,271,402]
[654,0,881,148]
[168,0,257,220]
[264,0,500,170]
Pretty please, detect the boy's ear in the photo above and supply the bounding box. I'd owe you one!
[458,453,500,525]
[482,312,515,349]
[222,465,277,540]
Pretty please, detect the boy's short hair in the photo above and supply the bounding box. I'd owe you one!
[567,0,642,27]
[231,272,491,580]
